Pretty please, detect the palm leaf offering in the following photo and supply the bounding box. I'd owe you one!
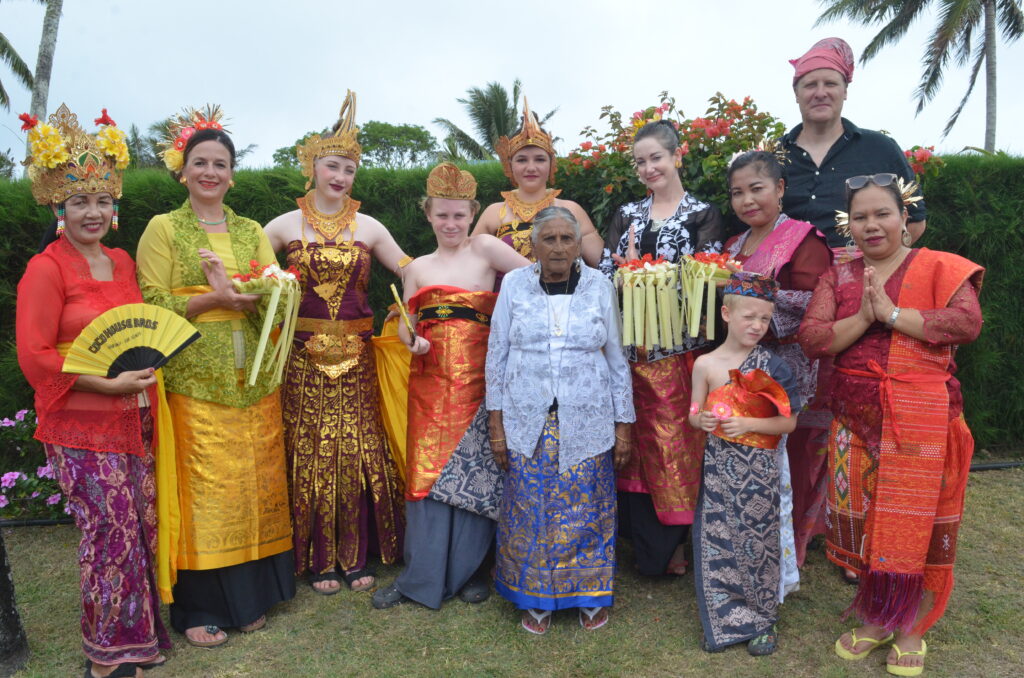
[232,261,302,387]
[61,304,200,377]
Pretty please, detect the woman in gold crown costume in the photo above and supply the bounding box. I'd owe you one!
[136,106,295,648]
[16,105,170,677]
[473,99,604,268]
[264,91,408,595]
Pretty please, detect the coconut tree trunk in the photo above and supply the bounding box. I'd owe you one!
[0,532,28,676]
[983,0,997,152]
[25,0,63,157]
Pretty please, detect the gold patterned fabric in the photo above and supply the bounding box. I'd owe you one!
[169,391,292,570]
[405,286,496,500]
[284,237,404,575]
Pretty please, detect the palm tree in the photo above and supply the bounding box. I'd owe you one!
[28,0,63,124]
[433,79,556,160]
[0,28,33,110]
[816,0,1024,151]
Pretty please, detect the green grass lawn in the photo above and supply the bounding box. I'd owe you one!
[5,468,1022,678]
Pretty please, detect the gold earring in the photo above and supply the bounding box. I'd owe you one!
[675,160,682,168]
[901,228,912,247]
[179,176,187,185]
[229,179,235,188]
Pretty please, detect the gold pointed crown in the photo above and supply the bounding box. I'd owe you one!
[296,90,361,189]
[426,162,477,200]
[495,98,556,185]
[22,104,130,205]
[158,104,228,173]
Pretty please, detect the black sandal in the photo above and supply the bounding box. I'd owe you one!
[83,661,139,678]
[342,567,376,592]
[747,624,779,656]
[309,571,342,596]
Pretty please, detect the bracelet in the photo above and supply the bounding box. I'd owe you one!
[489,438,506,444]
[615,434,631,444]
[886,306,901,329]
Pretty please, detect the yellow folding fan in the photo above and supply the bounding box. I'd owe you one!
[61,303,200,377]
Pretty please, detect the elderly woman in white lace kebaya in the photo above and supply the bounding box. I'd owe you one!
[486,206,634,635]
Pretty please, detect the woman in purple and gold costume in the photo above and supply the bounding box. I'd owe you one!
[265,91,407,595]
[473,99,603,268]
[17,105,170,677]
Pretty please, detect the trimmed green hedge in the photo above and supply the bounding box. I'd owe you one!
[1,156,1020,456]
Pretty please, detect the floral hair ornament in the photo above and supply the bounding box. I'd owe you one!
[425,162,477,200]
[834,175,923,238]
[22,103,130,206]
[495,98,556,185]
[726,137,789,169]
[295,90,361,190]
[723,271,779,303]
[159,104,227,173]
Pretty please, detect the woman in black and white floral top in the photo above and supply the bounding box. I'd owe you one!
[601,120,724,578]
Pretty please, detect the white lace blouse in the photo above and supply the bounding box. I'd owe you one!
[485,264,635,473]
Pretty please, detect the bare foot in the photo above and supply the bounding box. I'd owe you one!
[888,634,927,672]
[837,624,890,654]
[521,609,551,634]
[184,624,227,647]
[312,578,342,594]
[666,544,688,576]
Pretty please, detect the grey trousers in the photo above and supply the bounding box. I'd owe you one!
[394,498,494,609]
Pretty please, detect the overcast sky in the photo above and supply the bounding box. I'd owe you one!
[2,0,1022,169]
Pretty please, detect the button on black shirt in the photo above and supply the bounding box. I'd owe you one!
[781,118,926,248]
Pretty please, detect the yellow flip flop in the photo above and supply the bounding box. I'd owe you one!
[886,639,927,676]
[834,629,895,660]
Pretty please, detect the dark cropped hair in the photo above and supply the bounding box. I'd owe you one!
[182,128,237,169]
[633,120,680,153]
[846,180,904,213]
[727,150,786,188]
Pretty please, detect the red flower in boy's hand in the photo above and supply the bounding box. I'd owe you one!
[711,402,733,419]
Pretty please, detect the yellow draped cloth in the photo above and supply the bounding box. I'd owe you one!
[371,314,411,482]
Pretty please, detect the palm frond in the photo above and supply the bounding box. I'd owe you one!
[997,0,1024,40]
[940,36,986,136]
[915,0,980,105]
[0,32,34,93]
[431,117,490,160]
[860,0,931,62]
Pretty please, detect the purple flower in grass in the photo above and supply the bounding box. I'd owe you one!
[0,419,14,427]
[0,495,7,508]
[46,493,61,506]
[15,410,27,421]
[37,463,53,480]
[1,472,22,489]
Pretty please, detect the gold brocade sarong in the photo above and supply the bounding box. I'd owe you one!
[405,286,496,501]
[169,390,292,570]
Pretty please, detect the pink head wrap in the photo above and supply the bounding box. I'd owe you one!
[789,37,855,85]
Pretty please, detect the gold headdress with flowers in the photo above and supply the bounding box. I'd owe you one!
[295,90,361,190]
[495,98,556,185]
[426,162,477,200]
[22,104,130,206]
[726,137,789,170]
[835,177,923,238]
[159,104,227,174]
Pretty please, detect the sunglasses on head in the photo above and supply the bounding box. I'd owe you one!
[845,173,898,192]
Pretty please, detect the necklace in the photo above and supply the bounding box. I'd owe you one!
[197,215,227,226]
[740,226,772,256]
[541,276,572,336]
[298,190,361,243]
[501,188,561,223]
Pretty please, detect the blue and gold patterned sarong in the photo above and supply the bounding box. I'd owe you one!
[495,412,616,610]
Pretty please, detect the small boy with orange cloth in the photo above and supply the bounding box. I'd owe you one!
[689,272,802,656]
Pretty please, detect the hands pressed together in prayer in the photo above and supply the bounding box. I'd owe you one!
[858,266,898,326]
[198,248,260,313]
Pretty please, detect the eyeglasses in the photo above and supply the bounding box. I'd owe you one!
[845,173,898,192]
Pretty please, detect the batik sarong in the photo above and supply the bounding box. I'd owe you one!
[495,412,616,610]
[617,352,702,525]
[45,410,170,665]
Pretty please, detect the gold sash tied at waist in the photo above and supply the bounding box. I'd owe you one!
[172,285,247,368]
[296,315,374,379]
